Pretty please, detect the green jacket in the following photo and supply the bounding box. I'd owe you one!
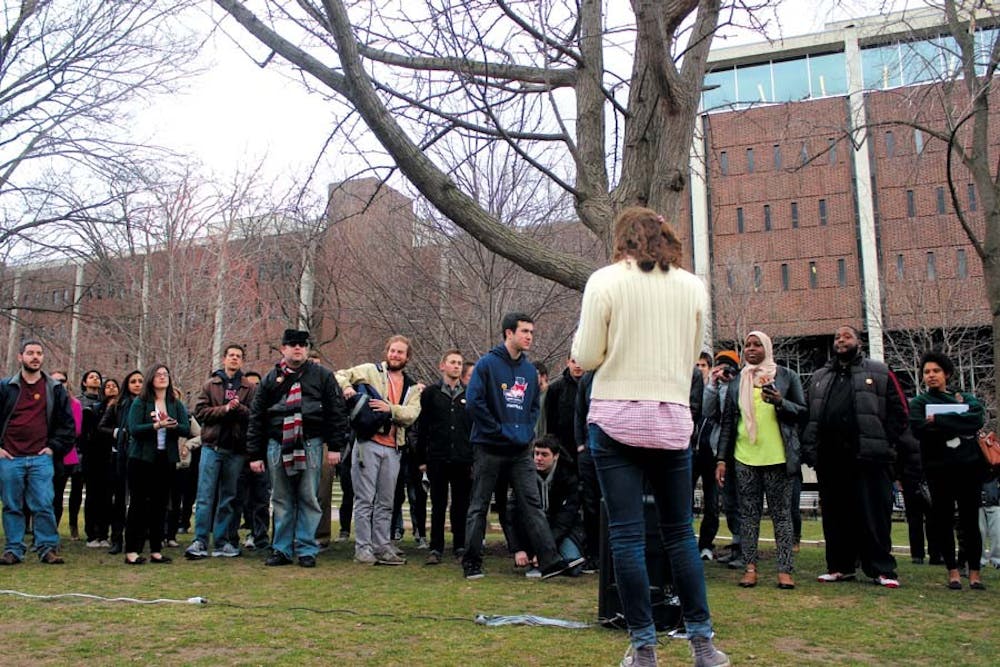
[909,389,985,470]
[126,396,191,464]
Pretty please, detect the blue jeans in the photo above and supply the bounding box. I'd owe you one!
[267,438,323,559]
[193,446,245,547]
[0,454,59,559]
[589,425,713,648]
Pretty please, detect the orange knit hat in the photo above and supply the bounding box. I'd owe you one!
[715,350,740,367]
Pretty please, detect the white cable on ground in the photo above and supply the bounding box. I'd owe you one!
[0,590,207,605]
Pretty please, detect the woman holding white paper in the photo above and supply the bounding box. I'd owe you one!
[909,350,986,590]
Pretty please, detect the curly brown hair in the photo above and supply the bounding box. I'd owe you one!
[611,206,682,272]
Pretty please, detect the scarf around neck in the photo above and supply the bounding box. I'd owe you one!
[277,360,306,475]
[738,330,778,445]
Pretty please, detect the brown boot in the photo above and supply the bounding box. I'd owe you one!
[777,572,795,589]
[738,565,757,588]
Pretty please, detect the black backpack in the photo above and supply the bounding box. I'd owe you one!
[347,382,392,441]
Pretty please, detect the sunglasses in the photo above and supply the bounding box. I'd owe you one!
[286,342,309,348]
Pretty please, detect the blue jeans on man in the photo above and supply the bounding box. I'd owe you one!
[0,454,60,560]
[589,424,713,649]
[267,437,322,559]
[193,446,245,548]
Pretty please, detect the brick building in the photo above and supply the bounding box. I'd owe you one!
[692,7,998,389]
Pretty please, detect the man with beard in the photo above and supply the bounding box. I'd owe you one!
[0,341,75,565]
[337,335,422,566]
[801,325,909,588]
[247,330,349,567]
[187,344,257,560]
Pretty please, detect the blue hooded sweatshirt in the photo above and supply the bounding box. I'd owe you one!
[465,343,539,452]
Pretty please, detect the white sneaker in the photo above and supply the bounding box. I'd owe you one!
[874,575,900,588]
[525,568,542,579]
[700,548,714,561]
[85,540,104,548]
[354,549,377,565]
[243,535,256,550]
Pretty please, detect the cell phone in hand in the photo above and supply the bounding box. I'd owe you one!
[762,383,777,393]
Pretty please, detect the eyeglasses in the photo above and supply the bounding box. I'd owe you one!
[154,371,170,378]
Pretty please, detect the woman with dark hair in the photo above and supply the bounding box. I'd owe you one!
[124,364,190,564]
[81,378,120,547]
[909,350,987,590]
[715,331,806,590]
[99,371,143,554]
[573,206,728,667]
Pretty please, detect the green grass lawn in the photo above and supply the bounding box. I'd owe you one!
[1,518,996,665]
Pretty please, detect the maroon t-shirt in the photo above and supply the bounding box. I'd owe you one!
[3,379,48,456]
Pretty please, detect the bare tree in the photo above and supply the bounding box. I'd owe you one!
[212,0,783,290]
[0,1,199,258]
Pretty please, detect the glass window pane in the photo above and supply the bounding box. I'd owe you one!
[938,35,963,78]
[862,44,902,90]
[703,68,737,111]
[808,52,847,97]
[772,58,811,102]
[901,38,943,85]
[736,62,773,103]
[976,28,998,77]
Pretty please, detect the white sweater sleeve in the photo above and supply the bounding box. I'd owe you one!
[572,273,609,371]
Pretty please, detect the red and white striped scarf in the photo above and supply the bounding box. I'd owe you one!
[278,361,306,475]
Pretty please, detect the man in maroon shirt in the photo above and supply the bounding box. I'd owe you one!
[0,340,75,564]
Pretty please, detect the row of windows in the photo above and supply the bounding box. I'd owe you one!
[703,28,997,112]
[896,249,969,280]
[718,140,839,176]
[727,248,971,293]
[734,199,827,232]
[727,258,849,291]
[904,184,977,217]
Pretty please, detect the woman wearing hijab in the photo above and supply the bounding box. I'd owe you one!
[715,331,806,589]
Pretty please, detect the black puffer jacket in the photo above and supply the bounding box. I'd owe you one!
[801,354,909,466]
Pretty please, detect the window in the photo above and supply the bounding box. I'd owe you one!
[926,251,936,280]
[837,258,847,287]
[914,128,925,155]
[737,62,772,103]
[936,186,946,214]
[957,249,968,279]
[800,142,809,167]
[818,198,828,226]
[781,263,790,291]
[753,265,763,290]
[969,183,977,211]
[746,147,755,173]
[719,151,728,176]
[828,138,837,165]
[764,204,772,231]
[906,189,916,217]
[809,261,818,288]
[885,130,895,157]
[736,207,744,233]
[808,52,848,97]
[702,68,737,111]
[790,201,799,228]
[727,269,735,289]
[896,254,904,279]
[773,144,782,171]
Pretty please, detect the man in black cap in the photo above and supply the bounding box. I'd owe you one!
[246,329,349,567]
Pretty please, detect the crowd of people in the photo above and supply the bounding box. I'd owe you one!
[1,206,998,667]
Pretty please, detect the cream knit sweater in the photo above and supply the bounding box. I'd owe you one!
[571,259,707,405]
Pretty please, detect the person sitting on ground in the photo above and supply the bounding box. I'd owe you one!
[507,436,585,578]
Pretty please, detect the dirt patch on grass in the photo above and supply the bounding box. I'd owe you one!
[774,636,875,664]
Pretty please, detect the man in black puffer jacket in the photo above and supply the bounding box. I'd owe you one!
[801,325,910,588]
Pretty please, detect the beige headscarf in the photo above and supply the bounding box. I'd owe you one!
[738,330,777,444]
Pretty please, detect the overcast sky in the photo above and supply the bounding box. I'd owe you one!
[140,0,908,195]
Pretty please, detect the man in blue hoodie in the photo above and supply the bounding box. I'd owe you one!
[461,312,582,580]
